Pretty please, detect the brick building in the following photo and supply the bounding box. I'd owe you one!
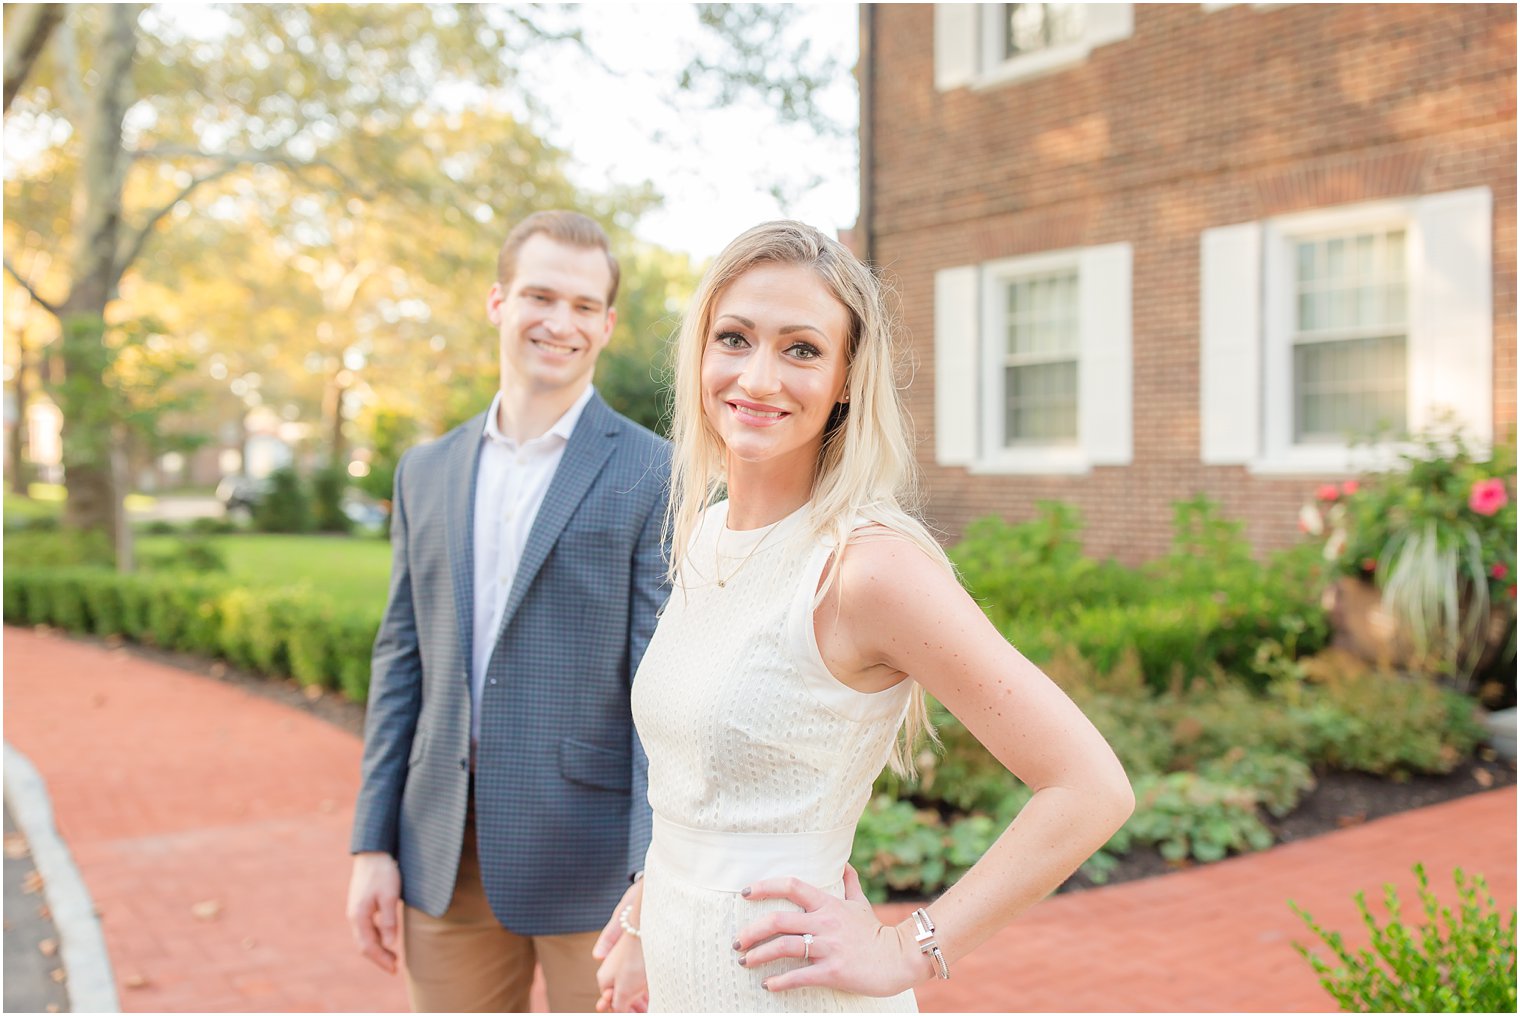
[857,3,1516,561]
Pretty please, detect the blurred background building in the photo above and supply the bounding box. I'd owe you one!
[857,2,1515,560]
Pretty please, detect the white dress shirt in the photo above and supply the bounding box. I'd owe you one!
[470,384,595,744]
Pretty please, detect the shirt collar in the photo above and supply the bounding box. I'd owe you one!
[482,384,596,449]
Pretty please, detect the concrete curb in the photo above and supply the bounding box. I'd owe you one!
[4,742,120,1013]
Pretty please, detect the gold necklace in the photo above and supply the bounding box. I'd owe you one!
[714,515,784,588]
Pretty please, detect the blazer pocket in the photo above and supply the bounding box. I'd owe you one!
[558,737,631,793]
[407,732,430,767]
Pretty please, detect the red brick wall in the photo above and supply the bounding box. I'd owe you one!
[867,3,1517,562]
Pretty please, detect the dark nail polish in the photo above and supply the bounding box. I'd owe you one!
[731,938,741,951]
[736,954,746,967]
[741,886,752,897]
[761,978,770,990]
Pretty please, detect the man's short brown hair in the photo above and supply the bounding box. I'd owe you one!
[496,210,621,307]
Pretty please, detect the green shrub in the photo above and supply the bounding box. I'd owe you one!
[5,529,115,568]
[1292,864,1517,1012]
[952,497,1329,693]
[1120,772,1274,863]
[137,536,227,574]
[311,466,352,535]
[254,467,311,533]
[2,567,380,705]
[3,492,61,531]
[1299,673,1486,777]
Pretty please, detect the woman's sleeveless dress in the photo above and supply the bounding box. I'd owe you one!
[631,501,918,1013]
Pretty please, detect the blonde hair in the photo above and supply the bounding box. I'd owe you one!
[666,220,951,774]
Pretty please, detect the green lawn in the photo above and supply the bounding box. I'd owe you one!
[137,533,393,606]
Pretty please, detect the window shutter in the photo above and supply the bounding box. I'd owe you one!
[1084,4,1135,50]
[934,5,979,90]
[1078,243,1133,466]
[934,266,979,466]
[1200,222,1263,464]
[1410,187,1493,445]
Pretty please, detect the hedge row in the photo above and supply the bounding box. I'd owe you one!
[4,568,379,702]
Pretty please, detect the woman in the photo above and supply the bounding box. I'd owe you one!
[594,221,1133,1012]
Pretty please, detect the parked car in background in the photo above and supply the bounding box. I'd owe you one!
[215,474,269,515]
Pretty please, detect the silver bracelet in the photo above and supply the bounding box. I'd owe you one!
[911,907,950,980]
[618,904,642,939]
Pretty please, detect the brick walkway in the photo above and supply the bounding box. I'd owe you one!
[4,625,1515,1012]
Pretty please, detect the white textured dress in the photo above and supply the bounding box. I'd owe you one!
[631,501,919,1013]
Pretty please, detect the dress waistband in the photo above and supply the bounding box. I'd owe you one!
[647,814,855,893]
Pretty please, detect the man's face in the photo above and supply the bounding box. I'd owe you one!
[487,233,617,397]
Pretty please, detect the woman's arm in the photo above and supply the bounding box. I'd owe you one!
[738,534,1134,994]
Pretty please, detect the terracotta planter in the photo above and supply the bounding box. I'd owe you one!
[1322,576,1514,677]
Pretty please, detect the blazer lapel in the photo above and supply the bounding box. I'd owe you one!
[445,412,488,676]
[495,393,618,639]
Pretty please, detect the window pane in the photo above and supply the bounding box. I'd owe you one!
[1005,360,1078,446]
[1004,3,1085,57]
[1294,335,1407,442]
[1296,242,1316,284]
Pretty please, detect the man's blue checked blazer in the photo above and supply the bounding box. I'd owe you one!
[350,391,670,935]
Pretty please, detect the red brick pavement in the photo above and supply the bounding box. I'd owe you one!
[4,626,1515,1012]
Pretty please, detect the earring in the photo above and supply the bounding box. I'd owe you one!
[841,393,850,403]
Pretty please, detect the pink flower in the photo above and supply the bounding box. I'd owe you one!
[1469,478,1509,516]
[1492,563,1510,581]
[1341,480,1360,496]
[1316,484,1341,502]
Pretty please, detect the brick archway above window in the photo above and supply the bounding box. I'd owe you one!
[1253,148,1431,220]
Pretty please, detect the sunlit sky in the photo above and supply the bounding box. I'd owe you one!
[518,3,861,260]
[1,4,862,263]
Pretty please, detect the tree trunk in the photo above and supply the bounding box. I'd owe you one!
[3,4,64,113]
[56,3,136,566]
[9,317,31,495]
[324,366,349,468]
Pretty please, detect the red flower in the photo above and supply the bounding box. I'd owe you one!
[1316,484,1341,502]
[1361,558,1377,573]
[1469,478,1509,517]
[1509,585,1517,601]
[1341,480,1360,496]
[1493,563,1511,581]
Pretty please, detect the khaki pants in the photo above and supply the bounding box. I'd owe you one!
[403,810,601,1013]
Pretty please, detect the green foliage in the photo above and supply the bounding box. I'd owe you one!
[849,796,1003,903]
[356,407,417,537]
[1119,773,1274,863]
[4,528,116,568]
[3,493,62,531]
[953,497,1329,693]
[1292,864,1518,1012]
[310,466,352,534]
[867,650,1485,894]
[253,467,312,534]
[135,535,227,573]
[1296,672,1486,777]
[2,567,381,702]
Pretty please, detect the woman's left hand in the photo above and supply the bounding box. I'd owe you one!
[734,864,925,997]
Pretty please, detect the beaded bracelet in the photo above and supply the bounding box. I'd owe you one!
[618,904,642,939]
[911,907,950,979]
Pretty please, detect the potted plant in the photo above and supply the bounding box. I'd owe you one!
[1301,423,1516,694]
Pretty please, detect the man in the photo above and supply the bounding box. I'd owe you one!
[346,211,667,1012]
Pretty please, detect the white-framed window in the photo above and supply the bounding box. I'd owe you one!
[1200,188,1494,474]
[935,3,1132,91]
[935,244,1133,475]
